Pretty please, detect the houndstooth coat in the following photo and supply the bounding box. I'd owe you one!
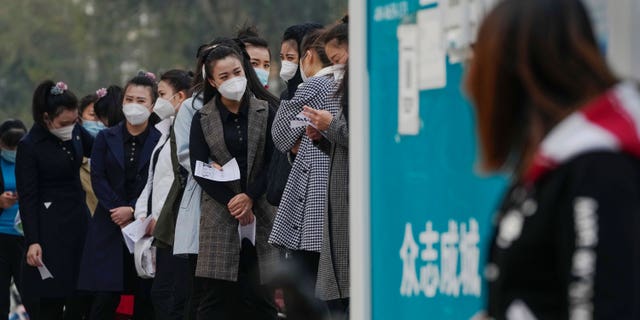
[315,109,350,301]
[269,74,341,252]
[194,95,278,283]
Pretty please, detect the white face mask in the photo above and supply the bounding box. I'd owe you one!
[279,60,298,81]
[333,64,346,81]
[123,103,151,125]
[217,77,247,102]
[153,98,175,120]
[300,55,309,83]
[50,124,75,141]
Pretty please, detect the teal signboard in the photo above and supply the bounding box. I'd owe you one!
[367,0,506,318]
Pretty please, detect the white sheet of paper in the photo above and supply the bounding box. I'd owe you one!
[290,112,317,129]
[122,218,152,253]
[238,219,256,246]
[194,159,241,182]
[37,258,54,280]
[417,7,447,90]
[397,24,420,135]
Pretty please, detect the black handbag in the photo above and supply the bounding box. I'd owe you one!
[266,150,293,206]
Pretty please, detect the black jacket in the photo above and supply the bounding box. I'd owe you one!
[16,123,93,298]
[487,151,640,319]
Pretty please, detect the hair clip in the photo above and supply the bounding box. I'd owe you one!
[201,64,207,81]
[137,70,157,82]
[96,87,107,99]
[50,82,68,95]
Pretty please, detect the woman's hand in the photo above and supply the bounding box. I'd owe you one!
[306,126,323,142]
[110,206,134,227]
[303,106,333,131]
[26,243,43,267]
[145,217,156,236]
[228,194,253,218]
[237,208,255,226]
[0,191,18,209]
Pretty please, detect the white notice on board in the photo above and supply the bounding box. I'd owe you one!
[397,24,420,135]
[417,6,447,90]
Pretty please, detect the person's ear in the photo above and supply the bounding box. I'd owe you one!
[177,91,186,101]
[208,78,218,89]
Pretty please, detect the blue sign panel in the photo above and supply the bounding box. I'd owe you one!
[367,1,506,318]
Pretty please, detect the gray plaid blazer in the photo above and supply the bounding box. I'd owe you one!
[195,95,278,283]
[315,109,350,300]
[269,75,341,252]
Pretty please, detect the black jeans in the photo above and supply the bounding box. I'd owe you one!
[150,247,188,320]
[196,240,276,320]
[0,233,24,316]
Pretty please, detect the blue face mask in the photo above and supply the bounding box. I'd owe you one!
[254,68,269,87]
[1,150,16,163]
[82,120,106,137]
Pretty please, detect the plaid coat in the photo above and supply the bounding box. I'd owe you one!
[315,109,350,300]
[194,95,278,283]
[269,74,341,252]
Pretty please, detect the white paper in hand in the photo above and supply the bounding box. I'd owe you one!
[290,111,317,129]
[122,218,152,253]
[37,258,54,280]
[194,159,241,182]
[238,219,257,246]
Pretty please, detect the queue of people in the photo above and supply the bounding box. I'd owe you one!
[7,0,638,319]
[2,16,350,320]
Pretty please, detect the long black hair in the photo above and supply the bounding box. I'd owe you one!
[201,37,279,107]
[94,85,124,127]
[32,80,78,127]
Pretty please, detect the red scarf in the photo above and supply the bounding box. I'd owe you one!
[523,82,640,184]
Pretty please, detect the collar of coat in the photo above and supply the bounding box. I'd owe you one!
[523,81,640,185]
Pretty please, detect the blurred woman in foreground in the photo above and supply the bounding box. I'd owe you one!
[465,0,640,318]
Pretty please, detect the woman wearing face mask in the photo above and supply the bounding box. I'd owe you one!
[266,23,324,210]
[304,16,350,318]
[16,80,94,320]
[133,69,192,320]
[278,23,324,100]
[78,90,108,217]
[238,26,272,88]
[0,119,27,318]
[269,29,343,318]
[172,40,224,320]
[77,72,161,319]
[189,38,279,319]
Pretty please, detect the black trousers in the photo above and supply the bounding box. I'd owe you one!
[183,254,204,320]
[89,279,154,320]
[150,247,188,320]
[0,233,24,316]
[281,250,326,319]
[325,298,349,320]
[23,296,87,320]
[196,240,276,320]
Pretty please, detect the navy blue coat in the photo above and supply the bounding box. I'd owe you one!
[16,123,93,299]
[77,122,160,292]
